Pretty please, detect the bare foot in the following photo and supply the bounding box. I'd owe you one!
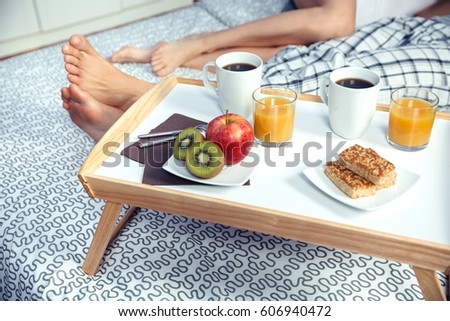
[108,45,153,63]
[62,34,153,110]
[150,34,209,77]
[61,83,123,141]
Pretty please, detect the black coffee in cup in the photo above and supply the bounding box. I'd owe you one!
[223,63,257,72]
[336,78,374,89]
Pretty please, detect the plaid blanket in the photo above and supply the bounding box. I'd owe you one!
[263,16,450,111]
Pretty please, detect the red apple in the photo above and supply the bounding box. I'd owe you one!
[206,112,254,165]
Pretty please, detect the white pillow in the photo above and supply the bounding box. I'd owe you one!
[197,0,294,27]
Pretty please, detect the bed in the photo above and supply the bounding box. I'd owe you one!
[1,0,448,300]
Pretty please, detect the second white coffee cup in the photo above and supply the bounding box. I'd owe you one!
[320,67,380,140]
[203,52,263,119]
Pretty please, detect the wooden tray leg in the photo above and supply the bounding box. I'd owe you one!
[82,202,138,276]
[412,266,447,301]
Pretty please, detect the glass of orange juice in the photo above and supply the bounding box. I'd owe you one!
[252,86,297,147]
[387,88,439,151]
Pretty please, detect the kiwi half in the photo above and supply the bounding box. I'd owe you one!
[186,141,224,179]
[173,127,204,161]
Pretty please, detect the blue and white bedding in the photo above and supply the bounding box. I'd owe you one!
[1,1,448,300]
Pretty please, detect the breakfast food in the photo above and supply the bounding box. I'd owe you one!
[338,144,397,188]
[323,144,397,199]
[186,141,224,179]
[172,113,254,180]
[324,161,381,199]
[173,127,204,161]
[206,112,254,165]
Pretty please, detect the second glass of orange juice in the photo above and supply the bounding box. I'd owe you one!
[252,86,297,147]
[387,88,439,151]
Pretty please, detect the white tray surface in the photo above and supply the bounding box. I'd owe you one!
[95,83,450,246]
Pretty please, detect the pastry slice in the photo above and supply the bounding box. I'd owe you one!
[338,144,396,188]
[324,161,381,199]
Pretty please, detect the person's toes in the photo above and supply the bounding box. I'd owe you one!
[67,74,80,85]
[151,56,165,69]
[61,44,68,54]
[69,35,82,49]
[68,83,89,103]
[70,34,95,55]
[150,51,161,63]
[61,87,71,110]
[61,87,74,111]
[61,43,83,63]
[151,58,174,76]
[61,87,70,101]
[155,66,171,77]
[150,59,160,69]
[63,54,79,65]
[64,63,79,75]
[151,61,164,74]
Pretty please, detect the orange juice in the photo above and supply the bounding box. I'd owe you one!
[253,97,295,144]
[388,97,436,147]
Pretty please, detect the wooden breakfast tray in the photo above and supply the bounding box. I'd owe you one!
[78,77,450,300]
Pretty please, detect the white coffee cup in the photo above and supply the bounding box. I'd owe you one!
[203,52,263,119]
[320,67,380,140]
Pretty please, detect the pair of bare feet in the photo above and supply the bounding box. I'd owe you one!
[60,33,282,141]
[61,34,210,141]
[61,35,144,141]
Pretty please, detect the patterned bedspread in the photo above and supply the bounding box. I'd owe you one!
[0,1,448,300]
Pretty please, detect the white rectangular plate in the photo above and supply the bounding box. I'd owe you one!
[303,163,420,211]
